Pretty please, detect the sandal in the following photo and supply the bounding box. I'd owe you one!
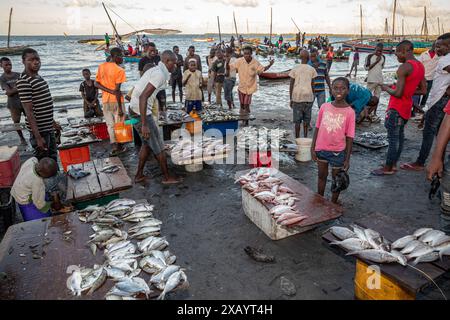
[371,168,395,176]
[162,177,184,185]
[400,163,424,171]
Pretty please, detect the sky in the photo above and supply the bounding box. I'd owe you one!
[0,0,448,36]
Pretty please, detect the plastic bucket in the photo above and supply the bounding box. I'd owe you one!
[295,138,312,162]
[18,203,50,222]
[114,122,133,143]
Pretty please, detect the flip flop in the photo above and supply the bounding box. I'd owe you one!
[161,177,184,185]
[371,168,395,176]
[400,163,424,171]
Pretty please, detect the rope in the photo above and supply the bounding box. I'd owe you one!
[406,263,448,300]
[104,3,138,33]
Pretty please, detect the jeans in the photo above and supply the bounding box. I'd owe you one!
[314,91,326,109]
[385,109,407,167]
[29,131,58,162]
[420,80,433,107]
[416,95,449,165]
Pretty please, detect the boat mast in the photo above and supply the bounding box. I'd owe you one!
[421,6,428,40]
[233,12,240,47]
[247,19,249,34]
[437,17,440,35]
[269,7,273,44]
[384,18,389,36]
[392,0,397,37]
[402,19,404,39]
[102,2,122,47]
[217,16,222,44]
[360,5,363,42]
[7,8,13,48]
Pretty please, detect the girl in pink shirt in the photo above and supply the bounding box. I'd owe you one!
[311,77,356,204]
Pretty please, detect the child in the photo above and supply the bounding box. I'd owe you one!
[211,49,226,107]
[206,48,217,104]
[224,47,237,110]
[311,77,355,204]
[183,59,203,114]
[80,69,103,118]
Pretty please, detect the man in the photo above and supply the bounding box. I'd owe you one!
[289,50,317,138]
[302,32,306,47]
[224,47,237,109]
[427,93,450,215]
[227,46,274,125]
[309,49,331,109]
[79,69,103,118]
[170,46,184,103]
[105,33,110,50]
[16,48,60,161]
[95,47,127,156]
[400,33,450,171]
[365,43,386,122]
[325,46,334,72]
[346,48,360,78]
[0,57,27,145]
[371,40,427,176]
[184,46,202,73]
[206,48,217,105]
[211,49,226,106]
[11,157,59,220]
[129,50,182,185]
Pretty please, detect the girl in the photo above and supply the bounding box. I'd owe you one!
[311,77,355,204]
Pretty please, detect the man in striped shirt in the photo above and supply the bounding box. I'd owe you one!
[16,48,60,161]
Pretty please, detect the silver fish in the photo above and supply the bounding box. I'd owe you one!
[150,265,181,284]
[106,240,131,253]
[392,235,417,250]
[106,199,136,210]
[328,226,357,241]
[350,224,368,242]
[115,277,151,297]
[412,251,440,265]
[390,250,408,266]
[330,238,372,252]
[157,270,188,300]
[138,237,169,253]
[128,219,162,233]
[81,267,107,295]
[108,260,136,272]
[347,250,399,264]
[439,245,450,260]
[123,212,154,222]
[419,230,445,244]
[129,204,154,214]
[406,245,434,260]
[105,267,127,281]
[429,234,450,247]
[139,256,166,274]
[130,227,161,239]
[364,229,384,250]
[413,228,433,238]
[401,240,424,255]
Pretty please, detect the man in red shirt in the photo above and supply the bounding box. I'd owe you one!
[372,40,427,176]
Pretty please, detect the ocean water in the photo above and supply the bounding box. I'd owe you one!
[0,34,400,122]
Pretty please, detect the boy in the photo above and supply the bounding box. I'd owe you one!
[79,69,103,118]
[0,57,27,145]
[206,48,217,104]
[224,48,237,109]
[171,46,184,103]
[289,50,317,138]
[183,59,203,114]
[211,50,226,107]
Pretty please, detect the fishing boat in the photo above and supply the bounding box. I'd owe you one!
[78,39,105,45]
[104,51,142,63]
[259,69,291,80]
[0,8,27,56]
[193,38,215,43]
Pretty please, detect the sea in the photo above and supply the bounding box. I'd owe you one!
[0,34,401,124]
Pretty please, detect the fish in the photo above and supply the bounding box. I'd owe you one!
[401,240,424,255]
[115,277,151,297]
[413,228,433,238]
[138,237,169,253]
[364,229,384,250]
[412,251,440,265]
[157,270,188,300]
[439,245,450,260]
[128,204,154,215]
[328,226,357,241]
[347,250,399,264]
[139,256,166,274]
[390,250,408,266]
[419,230,446,244]
[105,267,127,281]
[129,226,161,239]
[392,235,417,250]
[101,165,121,174]
[128,219,162,233]
[276,212,303,223]
[150,265,181,284]
[88,231,115,244]
[106,240,131,253]
[429,235,450,247]
[81,267,107,295]
[279,215,308,226]
[330,238,372,252]
[106,199,136,210]
[67,168,91,180]
[270,205,295,215]
[350,225,368,242]
[254,191,276,202]
[123,212,154,222]
[90,243,97,256]
[67,269,83,296]
[406,245,434,260]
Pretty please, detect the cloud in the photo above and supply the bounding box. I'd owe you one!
[206,0,259,8]
[63,0,100,7]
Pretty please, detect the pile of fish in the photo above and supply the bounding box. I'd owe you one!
[329,225,450,266]
[100,165,121,174]
[200,110,240,122]
[236,126,289,151]
[235,168,308,227]
[354,132,388,147]
[160,111,190,123]
[169,138,231,164]
[67,199,189,300]
[61,127,91,138]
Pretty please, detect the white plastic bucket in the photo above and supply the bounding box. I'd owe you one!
[185,163,203,172]
[295,138,312,162]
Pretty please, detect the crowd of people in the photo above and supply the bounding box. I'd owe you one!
[0,32,449,218]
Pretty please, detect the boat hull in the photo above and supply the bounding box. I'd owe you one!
[259,70,291,80]
[104,51,142,63]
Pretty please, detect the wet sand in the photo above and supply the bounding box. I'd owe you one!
[0,81,449,300]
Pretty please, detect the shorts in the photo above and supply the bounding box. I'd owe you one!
[131,114,164,156]
[30,131,58,162]
[316,150,346,168]
[238,90,252,106]
[292,102,313,124]
[367,82,382,98]
[185,100,203,114]
[171,76,182,90]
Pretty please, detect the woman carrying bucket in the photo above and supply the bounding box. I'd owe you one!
[311,77,355,204]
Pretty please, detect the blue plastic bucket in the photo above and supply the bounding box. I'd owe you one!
[18,203,50,221]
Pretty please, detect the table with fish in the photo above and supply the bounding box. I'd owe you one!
[66,157,132,204]
[58,128,102,150]
[66,117,106,129]
[158,110,195,126]
[0,198,189,300]
[322,212,450,300]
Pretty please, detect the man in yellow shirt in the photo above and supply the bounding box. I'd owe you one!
[227,46,274,125]
[95,48,127,156]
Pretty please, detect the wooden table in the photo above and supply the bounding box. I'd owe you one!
[58,134,102,151]
[66,157,132,203]
[322,212,450,299]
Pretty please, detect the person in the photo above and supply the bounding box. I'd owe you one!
[0,57,27,145]
[184,46,202,73]
[170,46,184,103]
[289,50,317,138]
[206,48,217,104]
[11,157,59,220]
[311,77,355,204]
[365,43,386,122]
[183,59,203,114]
[346,48,360,78]
[309,49,331,110]
[224,47,237,110]
[127,44,133,56]
[295,33,301,48]
[211,49,226,107]
[400,33,450,171]
[94,47,127,156]
[278,35,284,47]
[105,33,110,50]
[302,32,306,47]
[16,48,60,161]
[129,50,182,185]
[227,46,274,125]
[371,40,427,176]
[79,69,103,118]
[336,82,379,123]
[427,92,450,215]
[326,46,334,72]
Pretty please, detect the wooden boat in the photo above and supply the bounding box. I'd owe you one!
[259,69,291,80]
[104,51,142,63]
[78,39,105,45]
[342,42,396,54]
[0,45,27,56]
[193,38,215,42]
